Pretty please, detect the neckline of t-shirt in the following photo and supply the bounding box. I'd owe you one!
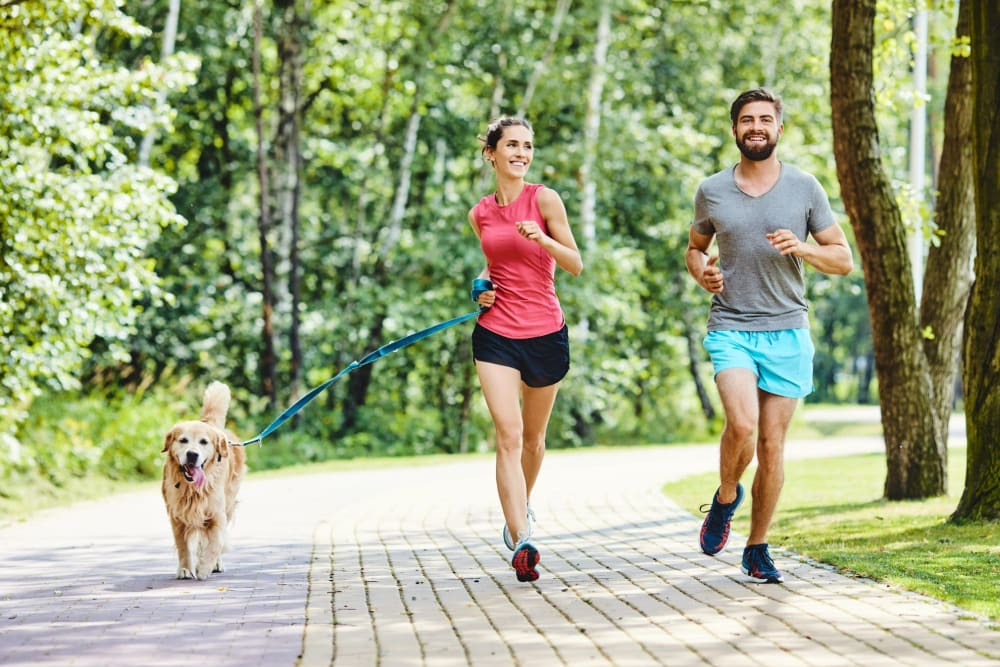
[731,163,783,198]
[493,182,535,208]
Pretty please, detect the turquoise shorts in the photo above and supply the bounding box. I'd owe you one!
[703,329,815,399]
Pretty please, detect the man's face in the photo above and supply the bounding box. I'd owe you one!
[732,100,783,161]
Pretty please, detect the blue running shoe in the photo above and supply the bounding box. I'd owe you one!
[699,483,744,555]
[512,540,540,582]
[741,543,784,583]
[502,505,535,552]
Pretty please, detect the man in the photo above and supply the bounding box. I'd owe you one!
[685,88,853,583]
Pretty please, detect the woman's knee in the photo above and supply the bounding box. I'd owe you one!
[494,422,524,452]
[522,432,546,456]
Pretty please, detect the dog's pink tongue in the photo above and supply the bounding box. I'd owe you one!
[187,465,206,489]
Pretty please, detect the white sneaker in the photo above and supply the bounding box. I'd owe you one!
[502,505,535,551]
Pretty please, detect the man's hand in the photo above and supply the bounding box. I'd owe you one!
[766,228,803,257]
[700,255,724,293]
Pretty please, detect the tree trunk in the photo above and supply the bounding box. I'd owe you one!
[340,312,384,435]
[379,110,421,258]
[830,0,944,499]
[253,0,277,406]
[920,0,975,472]
[138,0,180,167]
[516,0,570,119]
[273,0,308,402]
[677,275,715,422]
[952,0,1000,521]
[457,335,474,454]
[578,1,610,245]
[685,321,716,422]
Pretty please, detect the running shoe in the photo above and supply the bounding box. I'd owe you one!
[741,543,784,583]
[512,539,540,582]
[699,483,744,555]
[502,505,535,551]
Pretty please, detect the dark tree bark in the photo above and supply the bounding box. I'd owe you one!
[339,313,384,436]
[684,321,716,423]
[953,0,1000,521]
[830,0,945,499]
[253,0,277,407]
[921,0,975,455]
[273,0,308,403]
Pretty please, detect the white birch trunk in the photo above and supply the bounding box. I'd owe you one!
[138,0,180,167]
[579,3,610,244]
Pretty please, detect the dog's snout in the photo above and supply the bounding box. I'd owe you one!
[184,451,199,465]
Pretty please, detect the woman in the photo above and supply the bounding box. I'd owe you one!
[468,116,582,582]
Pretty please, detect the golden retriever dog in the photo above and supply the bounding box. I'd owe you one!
[161,381,246,580]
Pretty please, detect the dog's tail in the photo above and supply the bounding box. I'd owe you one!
[200,381,231,429]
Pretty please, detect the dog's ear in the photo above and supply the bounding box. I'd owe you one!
[215,431,229,461]
[162,429,176,453]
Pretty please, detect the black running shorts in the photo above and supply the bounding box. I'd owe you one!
[472,323,570,388]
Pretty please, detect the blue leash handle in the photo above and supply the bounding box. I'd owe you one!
[237,307,483,446]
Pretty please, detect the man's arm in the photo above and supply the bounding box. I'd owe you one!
[767,224,853,276]
[686,228,724,293]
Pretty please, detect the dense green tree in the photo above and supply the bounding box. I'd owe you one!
[107,0,869,453]
[0,0,193,465]
[13,0,970,483]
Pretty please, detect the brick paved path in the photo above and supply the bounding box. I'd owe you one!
[1,428,997,666]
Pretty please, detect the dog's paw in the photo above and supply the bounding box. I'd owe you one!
[176,567,196,580]
[213,558,225,574]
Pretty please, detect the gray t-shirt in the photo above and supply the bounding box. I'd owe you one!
[692,163,836,331]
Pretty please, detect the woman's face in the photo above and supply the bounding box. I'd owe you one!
[488,125,533,179]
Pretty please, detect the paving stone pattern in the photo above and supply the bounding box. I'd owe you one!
[1,427,996,666]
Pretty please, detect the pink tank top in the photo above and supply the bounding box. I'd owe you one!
[472,183,565,338]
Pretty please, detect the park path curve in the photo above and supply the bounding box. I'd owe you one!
[1,418,996,666]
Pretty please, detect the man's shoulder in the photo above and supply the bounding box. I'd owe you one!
[697,165,736,193]
[779,163,821,186]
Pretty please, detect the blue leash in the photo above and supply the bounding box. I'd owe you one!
[236,279,493,447]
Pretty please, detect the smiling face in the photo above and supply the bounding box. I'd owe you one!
[486,124,534,179]
[732,100,783,161]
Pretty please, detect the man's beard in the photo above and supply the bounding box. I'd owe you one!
[736,134,777,161]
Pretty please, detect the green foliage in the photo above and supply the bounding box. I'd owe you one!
[872,0,960,240]
[2,0,967,484]
[9,387,181,485]
[0,0,195,462]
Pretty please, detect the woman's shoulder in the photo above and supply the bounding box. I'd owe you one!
[529,182,561,203]
[471,192,497,215]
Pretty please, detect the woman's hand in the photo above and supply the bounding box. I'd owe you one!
[516,220,546,245]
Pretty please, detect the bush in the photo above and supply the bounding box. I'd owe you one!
[9,388,183,485]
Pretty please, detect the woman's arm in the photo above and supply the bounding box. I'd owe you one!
[529,187,583,276]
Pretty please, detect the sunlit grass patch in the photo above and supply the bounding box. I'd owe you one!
[662,448,1000,623]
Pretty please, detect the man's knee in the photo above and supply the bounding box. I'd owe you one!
[723,417,755,443]
[755,441,785,472]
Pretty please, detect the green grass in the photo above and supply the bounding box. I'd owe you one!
[786,415,884,440]
[662,447,1000,624]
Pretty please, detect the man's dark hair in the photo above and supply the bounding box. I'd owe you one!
[730,88,783,126]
